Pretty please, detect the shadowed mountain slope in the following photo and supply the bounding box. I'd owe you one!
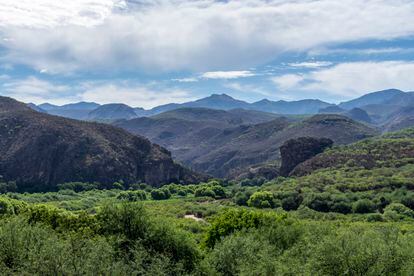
[0,97,201,191]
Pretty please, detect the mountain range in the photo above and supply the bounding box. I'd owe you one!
[16,88,414,182]
[29,89,414,133]
[31,93,334,121]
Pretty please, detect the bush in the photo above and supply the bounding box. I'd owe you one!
[204,209,286,248]
[248,191,274,209]
[117,190,147,201]
[0,181,17,193]
[234,190,253,206]
[195,188,215,198]
[383,203,414,221]
[151,189,171,200]
[352,199,376,214]
[401,194,414,210]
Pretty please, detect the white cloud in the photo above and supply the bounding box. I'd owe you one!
[201,71,255,79]
[0,77,195,108]
[79,83,194,108]
[1,76,74,104]
[288,61,333,68]
[272,61,414,99]
[224,82,270,97]
[272,74,305,91]
[308,47,412,56]
[0,0,122,28]
[2,0,414,73]
[171,77,198,83]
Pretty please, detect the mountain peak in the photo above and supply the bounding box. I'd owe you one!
[209,93,235,100]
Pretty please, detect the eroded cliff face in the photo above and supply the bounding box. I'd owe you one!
[0,96,202,191]
[279,137,333,177]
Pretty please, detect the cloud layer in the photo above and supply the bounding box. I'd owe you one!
[272,61,414,99]
[2,0,414,73]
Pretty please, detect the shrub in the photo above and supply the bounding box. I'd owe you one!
[248,191,274,209]
[352,199,376,214]
[383,203,414,221]
[234,190,253,206]
[195,187,216,198]
[117,190,147,201]
[151,189,171,200]
[204,209,286,248]
[401,194,414,210]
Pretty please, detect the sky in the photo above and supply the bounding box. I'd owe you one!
[1,0,414,108]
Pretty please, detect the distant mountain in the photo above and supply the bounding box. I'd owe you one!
[57,102,100,111]
[88,104,138,121]
[382,107,414,132]
[114,108,282,151]
[319,106,372,124]
[251,99,333,114]
[38,101,101,120]
[28,90,414,131]
[0,96,201,191]
[27,103,46,113]
[116,108,378,178]
[149,94,332,115]
[149,94,250,114]
[339,89,404,110]
[38,103,59,111]
[319,105,345,113]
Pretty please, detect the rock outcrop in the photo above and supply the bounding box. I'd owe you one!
[0,96,202,191]
[279,137,333,177]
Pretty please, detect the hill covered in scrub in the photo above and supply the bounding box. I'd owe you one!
[0,97,202,191]
[231,127,414,218]
[116,111,378,178]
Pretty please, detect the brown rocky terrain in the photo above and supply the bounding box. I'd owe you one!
[0,96,202,191]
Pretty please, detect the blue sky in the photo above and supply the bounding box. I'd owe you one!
[1,0,414,108]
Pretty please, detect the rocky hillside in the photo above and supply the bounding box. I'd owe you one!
[291,128,414,177]
[0,97,201,191]
[116,110,378,178]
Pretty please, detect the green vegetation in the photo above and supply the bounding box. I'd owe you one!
[2,128,414,274]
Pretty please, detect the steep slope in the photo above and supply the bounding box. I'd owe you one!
[88,104,138,121]
[382,107,414,132]
[0,96,201,191]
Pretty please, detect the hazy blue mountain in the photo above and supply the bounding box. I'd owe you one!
[319,105,345,113]
[57,102,100,111]
[27,103,46,113]
[339,89,404,110]
[251,99,333,114]
[88,103,138,121]
[149,94,250,115]
[38,103,59,111]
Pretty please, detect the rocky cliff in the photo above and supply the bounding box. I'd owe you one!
[0,96,202,191]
